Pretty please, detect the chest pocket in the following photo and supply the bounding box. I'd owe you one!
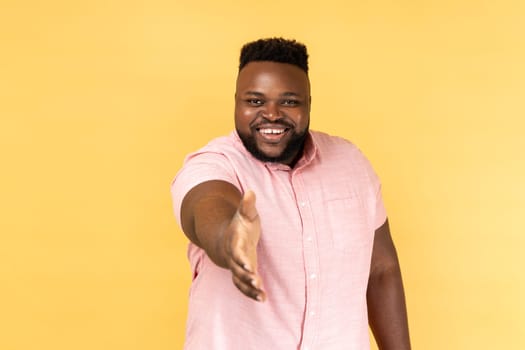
[324,196,372,254]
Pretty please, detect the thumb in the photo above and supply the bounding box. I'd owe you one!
[238,190,259,222]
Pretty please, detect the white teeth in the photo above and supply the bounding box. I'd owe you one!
[260,128,285,134]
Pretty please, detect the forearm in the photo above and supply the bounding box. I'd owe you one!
[367,264,411,350]
[179,180,242,269]
[191,195,238,268]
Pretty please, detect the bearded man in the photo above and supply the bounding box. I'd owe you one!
[171,37,411,350]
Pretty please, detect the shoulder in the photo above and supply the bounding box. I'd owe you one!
[309,130,379,182]
[185,132,240,160]
[310,130,363,159]
[171,132,244,224]
[175,132,246,183]
[311,130,357,148]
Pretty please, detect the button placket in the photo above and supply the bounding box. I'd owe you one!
[292,172,320,350]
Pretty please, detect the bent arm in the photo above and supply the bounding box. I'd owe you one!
[367,219,411,350]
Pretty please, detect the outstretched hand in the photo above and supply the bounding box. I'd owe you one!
[222,190,266,302]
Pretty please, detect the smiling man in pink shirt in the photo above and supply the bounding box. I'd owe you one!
[171,38,411,350]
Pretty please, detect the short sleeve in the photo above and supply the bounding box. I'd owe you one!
[170,151,241,228]
[352,144,388,231]
[364,158,387,230]
[374,181,387,230]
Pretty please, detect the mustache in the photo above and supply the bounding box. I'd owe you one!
[249,117,295,129]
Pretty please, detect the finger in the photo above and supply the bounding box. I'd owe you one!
[238,190,258,222]
[232,273,266,302]
[229,260,262,290]
[229,257,267,300]
[230,244,254,272]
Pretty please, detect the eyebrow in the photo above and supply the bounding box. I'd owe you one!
[244,91,302,97]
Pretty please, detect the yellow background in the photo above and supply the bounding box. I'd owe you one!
[1,0,524,349]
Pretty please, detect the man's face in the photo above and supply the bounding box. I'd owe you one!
[235,61,311,166]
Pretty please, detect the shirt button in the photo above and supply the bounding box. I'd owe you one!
[306,236,313,242]
[310,273,317,280]
[309,311,316,316]
[299,201,306,207]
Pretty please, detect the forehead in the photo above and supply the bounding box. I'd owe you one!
[236,61,310,94]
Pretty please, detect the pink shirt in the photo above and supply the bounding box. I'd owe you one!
[171,131,387,350]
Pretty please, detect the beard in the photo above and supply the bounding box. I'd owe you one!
[236,121,309,164]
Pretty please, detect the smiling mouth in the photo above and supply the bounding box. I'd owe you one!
[258,127,288,135]
[256,127,290,142]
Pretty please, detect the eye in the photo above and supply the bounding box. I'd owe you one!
[281,99,299,106]
[247,99,264,106]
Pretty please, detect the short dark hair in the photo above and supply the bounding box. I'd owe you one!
[239,38,309,73]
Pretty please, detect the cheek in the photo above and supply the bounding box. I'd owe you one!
[293,111,309,127]
[235,109,255,130]
[236,109,256,123]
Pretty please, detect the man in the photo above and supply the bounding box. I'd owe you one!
[171,38,411,349]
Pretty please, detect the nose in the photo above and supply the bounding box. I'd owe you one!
[262,102,280,120]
